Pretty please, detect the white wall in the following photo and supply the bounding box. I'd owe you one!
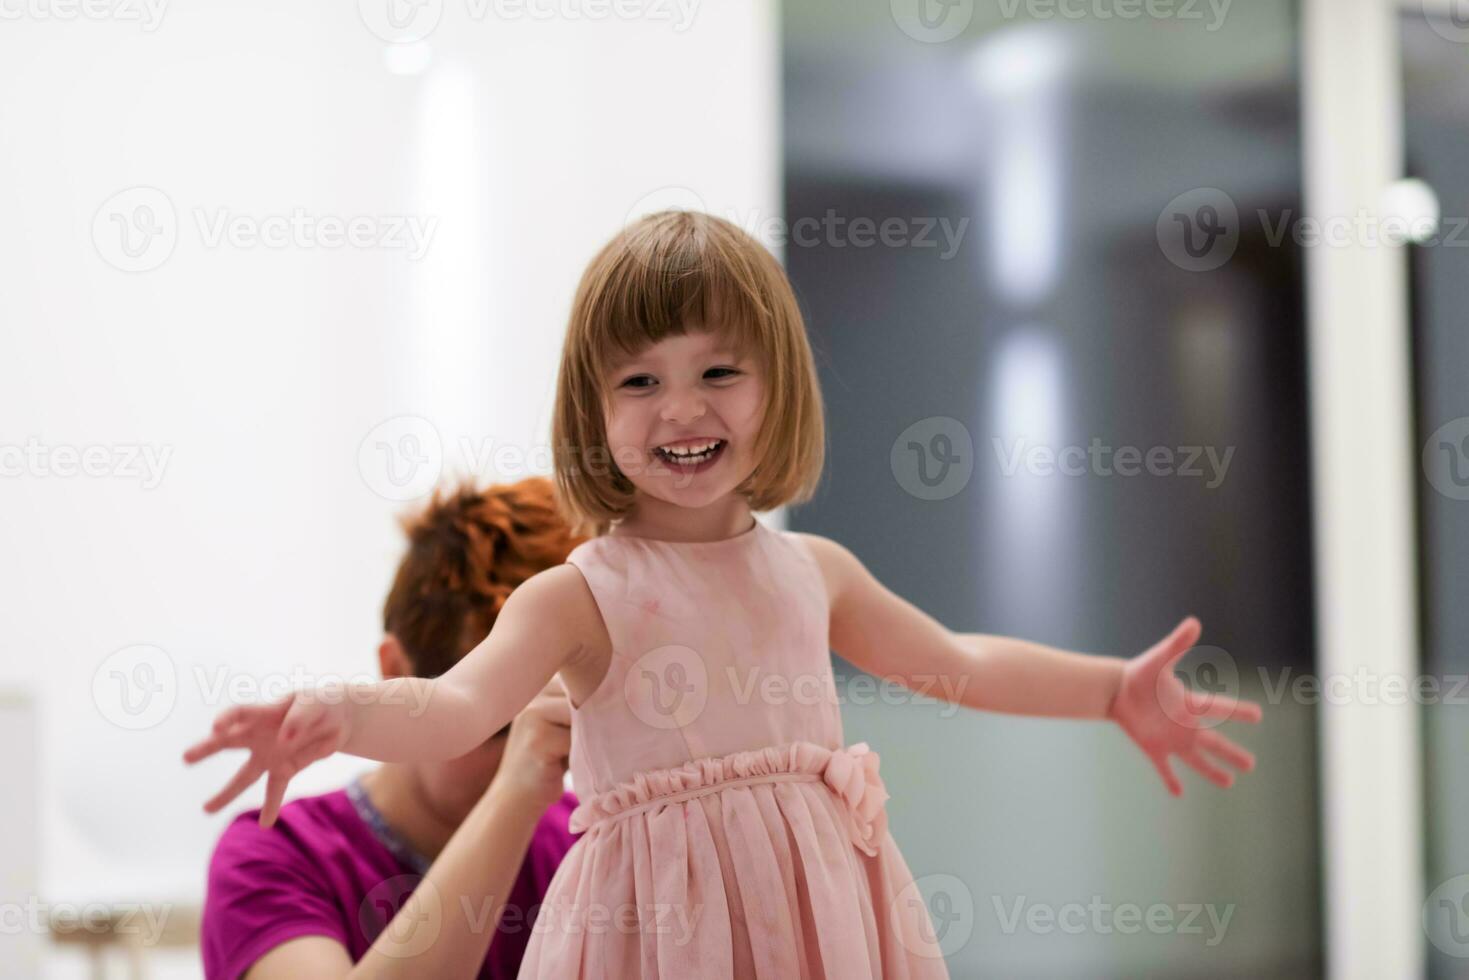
[0,1,778,971]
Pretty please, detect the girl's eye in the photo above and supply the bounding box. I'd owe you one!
[618,367,740,389]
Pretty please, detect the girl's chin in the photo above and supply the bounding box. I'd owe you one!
[631,478,741,504]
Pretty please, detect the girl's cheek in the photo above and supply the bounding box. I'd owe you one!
[733,387,765,427]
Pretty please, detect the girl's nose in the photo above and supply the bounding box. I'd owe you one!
[661,391,707,425]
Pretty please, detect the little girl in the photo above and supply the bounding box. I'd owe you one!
[185,209,1263,978]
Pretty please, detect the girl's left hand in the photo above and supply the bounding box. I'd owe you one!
[1107,616,1263,797]
[183,687,352,827]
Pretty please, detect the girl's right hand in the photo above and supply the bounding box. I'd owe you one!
[182,687,353,828]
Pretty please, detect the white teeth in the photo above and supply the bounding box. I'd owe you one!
[654,440,724,464]
[657,440,721,458]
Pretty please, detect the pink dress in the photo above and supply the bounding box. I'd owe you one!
[516,519,950,978]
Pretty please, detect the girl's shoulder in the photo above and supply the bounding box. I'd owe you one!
[780,530,851,615]
[494,562,613,670]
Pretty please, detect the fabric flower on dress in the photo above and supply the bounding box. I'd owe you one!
[820,742,891,858]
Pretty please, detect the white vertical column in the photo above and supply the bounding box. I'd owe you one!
[1301,1,1423,977]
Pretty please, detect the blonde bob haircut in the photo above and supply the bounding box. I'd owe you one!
[551,209,826,538]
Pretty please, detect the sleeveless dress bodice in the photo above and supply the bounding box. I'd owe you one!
[565,517,842,795]
[516,518,950,979]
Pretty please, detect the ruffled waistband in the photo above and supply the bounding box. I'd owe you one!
[569,740,891,857]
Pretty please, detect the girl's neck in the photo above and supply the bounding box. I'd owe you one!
[611,497,756,543]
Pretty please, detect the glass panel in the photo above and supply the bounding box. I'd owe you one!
[1401,10,1469,978]
[783,3,1319,974]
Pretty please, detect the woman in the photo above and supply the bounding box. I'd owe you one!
[200,476,585,979]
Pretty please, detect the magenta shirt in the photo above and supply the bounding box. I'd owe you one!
[201,781,580,980]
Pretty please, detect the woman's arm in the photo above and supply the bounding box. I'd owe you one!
[243,768,554,980]
[245,682,574,980]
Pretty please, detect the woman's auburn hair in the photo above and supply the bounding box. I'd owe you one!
[551,209,827,537]
[381,475,586,679]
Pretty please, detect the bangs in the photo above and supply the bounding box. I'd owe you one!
[585,213,771,390]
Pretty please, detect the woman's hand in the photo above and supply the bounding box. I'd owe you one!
[182,686,352,828]
[492,678,573,814]
[1107,616,1263,797]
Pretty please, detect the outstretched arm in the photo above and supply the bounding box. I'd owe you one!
[334,564,590,762]
[796,532,1262,796]
[800,532,1122,718]
[184,563,594,825]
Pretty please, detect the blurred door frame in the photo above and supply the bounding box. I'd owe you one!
[1302,0,1451,977]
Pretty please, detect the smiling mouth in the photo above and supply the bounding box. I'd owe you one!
[652,439,727,467]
